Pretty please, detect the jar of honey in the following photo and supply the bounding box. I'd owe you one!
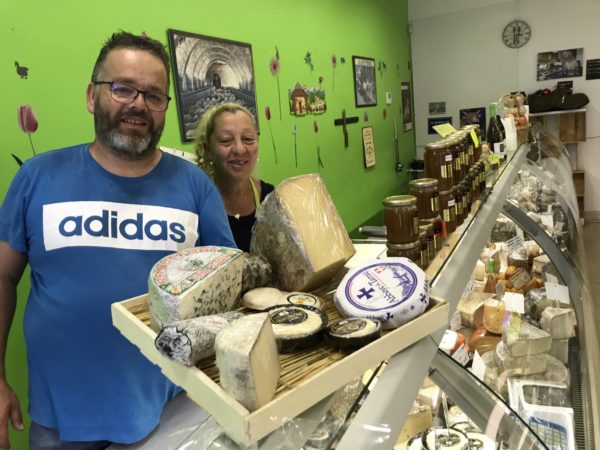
[386,239,421,266]
[439,189,457,233]
[445,136,465,183]
[419,221,435,263]
[419,230,429,269]
[420,216,443,252]
[454,184,465,226]
[424,141,454,190]
[383,195,419,244]
[409,178,440,220]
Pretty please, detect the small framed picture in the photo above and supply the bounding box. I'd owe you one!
[362,126,376,168]
[167,29,258,142]
[428,117,453,135]
[352,56,377,107]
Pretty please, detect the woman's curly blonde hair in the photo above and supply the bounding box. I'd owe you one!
[194,102,257,179]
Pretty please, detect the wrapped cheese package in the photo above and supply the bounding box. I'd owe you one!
[250,174,355,292]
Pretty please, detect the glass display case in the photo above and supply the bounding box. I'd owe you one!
[109,124,599,450]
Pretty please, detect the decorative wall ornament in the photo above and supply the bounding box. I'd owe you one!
[269,47,282,120]
[304,51,314,71]
[313,120,324,169]
[167,29,258,142]
[264,106,278,164]
[13,104,39,166]
[401,81,413,132]
[15,61,29,79]
[288,83,326,116]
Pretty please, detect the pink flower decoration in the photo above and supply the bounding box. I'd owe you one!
[269,57,280,76]
[319,76,323,84]
[332,54,337,68]
[265,106,271,120]
[18,105,38,133]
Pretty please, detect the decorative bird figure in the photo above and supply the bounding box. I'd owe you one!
[15,61,29,79]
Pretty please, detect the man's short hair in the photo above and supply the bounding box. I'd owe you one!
[91,31,170,87]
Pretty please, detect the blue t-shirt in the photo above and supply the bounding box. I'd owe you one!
[0,144,236,443]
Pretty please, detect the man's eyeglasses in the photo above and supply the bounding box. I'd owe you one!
[93,81,171,112]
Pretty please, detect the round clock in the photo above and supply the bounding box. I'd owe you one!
[502,20,531,48]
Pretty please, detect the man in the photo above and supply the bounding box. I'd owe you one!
[0,32,235,450]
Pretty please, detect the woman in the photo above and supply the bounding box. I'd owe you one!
[195,103,274,252]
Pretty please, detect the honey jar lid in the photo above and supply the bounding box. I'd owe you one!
[382,194,417,207]
[409,178,439,189]
[418,221,434,232]
[424,141,449,150]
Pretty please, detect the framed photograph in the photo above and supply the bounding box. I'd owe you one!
[167,29,258,142]
[401,81,413,132]
[428,101,446,115]
[362,126,376,168]
[459,107,486,137]
[537,48,583,81]
[352,56,377,107]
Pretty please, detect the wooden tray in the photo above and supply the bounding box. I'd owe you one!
[111,294,448,446]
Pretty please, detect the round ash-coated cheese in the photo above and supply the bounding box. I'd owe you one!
[334,257,429,329]
[266,304,328,352]
[422,427,469,450]
[285,292,323,309]
[326,317,381,350]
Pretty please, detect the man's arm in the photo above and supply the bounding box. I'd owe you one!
[0,241,27,449]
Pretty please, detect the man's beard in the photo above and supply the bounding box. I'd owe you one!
[94,98,164,160]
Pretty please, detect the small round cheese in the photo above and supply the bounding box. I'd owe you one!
[326,318,381,350]
[422,427,469,450]
[242,287,287,310]
[334,257,429,329]
[285,292,323,309]
[266,305,328,352]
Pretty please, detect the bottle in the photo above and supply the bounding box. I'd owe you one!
[483,257,497,293]
[486,102,506,161]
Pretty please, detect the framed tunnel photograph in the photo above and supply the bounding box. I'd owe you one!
[167,29,258,142]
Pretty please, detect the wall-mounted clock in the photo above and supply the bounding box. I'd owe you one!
[502,20,531,48]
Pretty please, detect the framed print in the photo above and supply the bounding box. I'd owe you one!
[537,48,583,81]
[362,126,376,168]
[401,81,413,132]
[459,107,486,137]
[352,56,377,107]
[167,29,258,142]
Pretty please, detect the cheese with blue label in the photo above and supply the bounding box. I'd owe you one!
[148,246,243,331]
[334,257,429,329]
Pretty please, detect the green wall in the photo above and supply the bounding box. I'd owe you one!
[2,1,413,447]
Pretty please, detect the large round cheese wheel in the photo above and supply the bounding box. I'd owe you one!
[334,257,429,329]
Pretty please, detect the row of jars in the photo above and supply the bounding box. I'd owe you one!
[382,158,487,268]
[423,124,483,191]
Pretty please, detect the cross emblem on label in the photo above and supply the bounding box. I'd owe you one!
[357,287,375,299]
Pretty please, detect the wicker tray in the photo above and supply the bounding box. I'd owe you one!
[111,293,448,446]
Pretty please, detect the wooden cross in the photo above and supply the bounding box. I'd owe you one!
[334,109,359,147]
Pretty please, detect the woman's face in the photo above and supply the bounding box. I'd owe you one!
[209,111,258,181]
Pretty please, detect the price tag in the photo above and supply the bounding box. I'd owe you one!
[495,280,505,299]
[503,292,525,314]
[440,329,457,354]
[506,234,525,253]
[471,351,486,381]
[470,129,479,147]
[462,279,475,297]
[434,123,457,137]
[546,282,570,304]
[450,310,462,331]
[452,343,470,367]
[540,213,554,228]
[508,267,532,289]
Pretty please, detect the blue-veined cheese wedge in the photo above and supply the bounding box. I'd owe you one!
[148,246,243,331]
[334,257,429,329]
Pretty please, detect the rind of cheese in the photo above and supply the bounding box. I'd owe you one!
[482,299,506,334]
[540,307,576,340]
[494,341,548,376]
[250,174,355,292]
[148,246,243,330]
[214,313,280,411]
[334,257,429,330]
[457,292,493,327]
[473,259,486,282]
[154,311,244,366]
[532,254,550,274]
[267,304,327,352]
[241,254,273,293]
[503,320,552,357]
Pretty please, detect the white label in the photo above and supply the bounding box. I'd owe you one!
[440,329,457,354]
[506,234,525,252]
[452,343,469,366]
[540,213,554,228]
[445,154,453,162]
[43,201,199,251]
[503,292,525,314]
[471,351,486,381]
[546,282,570,304]
[450,310,462,331]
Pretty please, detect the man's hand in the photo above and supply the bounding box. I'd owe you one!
[0,379,23,450]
